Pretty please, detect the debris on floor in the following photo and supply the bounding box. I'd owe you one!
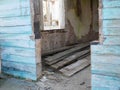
[43,43,90,76]
[0,66,91,90]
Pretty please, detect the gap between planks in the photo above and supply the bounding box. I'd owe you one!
[51,49,90,69]
[44,43,90,65]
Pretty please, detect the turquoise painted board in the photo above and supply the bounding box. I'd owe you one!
[0,0,37,80]
[0,16,31,26]
[103,0,120,8]
[0,0,30,11]
[0,40,35,48]
[103,36,120,45]
[103,27,120,35]
[2,67,37,80]
[0,34,32,40]
[92,87,110,90]
[92,74,120,89]
[103,20,120,28]
[92,0,120,89]
[1,54,36,64]
[92,63,120,78]
[0,25,32,34]
[103,8,120,19]
[2,61,36,74]
[0,7,30,18]
[91,55,120,65]
[91,45,120,55]
[1,46,35,57]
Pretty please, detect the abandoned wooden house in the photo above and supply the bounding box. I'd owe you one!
[0,0,120,90]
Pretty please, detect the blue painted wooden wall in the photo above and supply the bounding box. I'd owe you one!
[0,0,39,80]
[91,0,120,89]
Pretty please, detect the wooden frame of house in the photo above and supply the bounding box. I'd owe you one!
[0,0,98,80]
[0,1,120,89]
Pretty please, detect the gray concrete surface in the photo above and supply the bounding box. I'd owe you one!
[0,66,91,90]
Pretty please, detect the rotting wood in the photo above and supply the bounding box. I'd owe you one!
[99,0,103,44]
[42,45,75,56]
[44,43,90,63]
[30,0,43,79]
[42,43,87,56]
[51,49,90,69]
[59,56,90,77]
[46,51,90,66]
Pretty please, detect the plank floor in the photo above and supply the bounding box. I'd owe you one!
[43,43,90,76]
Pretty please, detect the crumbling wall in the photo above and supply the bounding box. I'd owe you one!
[41,30,66,53]
[65,0,99,44]
[41,0,99,53]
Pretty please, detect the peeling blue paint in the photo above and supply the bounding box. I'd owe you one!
[91,0,120,89]
[0,0,37,80]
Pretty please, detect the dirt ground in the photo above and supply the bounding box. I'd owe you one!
[0,66,91,90]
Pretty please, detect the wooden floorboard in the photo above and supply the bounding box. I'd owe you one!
[59,56,90,77]
[51,49,90,69]
[44,43,90,64]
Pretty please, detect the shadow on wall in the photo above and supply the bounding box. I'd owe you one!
[65,0,99,44]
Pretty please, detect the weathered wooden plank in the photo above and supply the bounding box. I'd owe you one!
[51,49,90,69]
[59,57,90,76]
[0,0,30,11]
[103,8,120,19]
[1,54,36,64]
[0,7,30,18]
[42,45,75,56]
[103,27,120,35]
[0,40,35,48]
[103,20,120,28]
[91,45,120,55]
[103,0,120,8]
[92,74,120,89]
[2,61,36,74]
[30,0,42,79]
[45,43,89,62]
[0,0,37,80]
[92,86,117,90]
[91,55,120,65]
[2,67,37,80]
[92,62,120,78]
[0,34,31,40]
[103,36,120,45]
[0,25,32,34]
[0,16,31,26]
[1,46,35,57]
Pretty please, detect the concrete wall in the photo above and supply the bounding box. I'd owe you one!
[41,30,66,53]
[41,0,99,53]
[65,0,99,43]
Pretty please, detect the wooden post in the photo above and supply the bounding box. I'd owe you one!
[30,0,43,79]
[99,0,103,44]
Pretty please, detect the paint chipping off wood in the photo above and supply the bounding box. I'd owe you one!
[0,0,40,80]
[91,0,120,89]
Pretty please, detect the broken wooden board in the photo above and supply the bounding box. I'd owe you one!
[59,56,90,77]
[44,43,89,64]
[51,49,90,69]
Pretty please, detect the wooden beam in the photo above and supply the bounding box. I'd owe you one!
[30,0,43,79]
